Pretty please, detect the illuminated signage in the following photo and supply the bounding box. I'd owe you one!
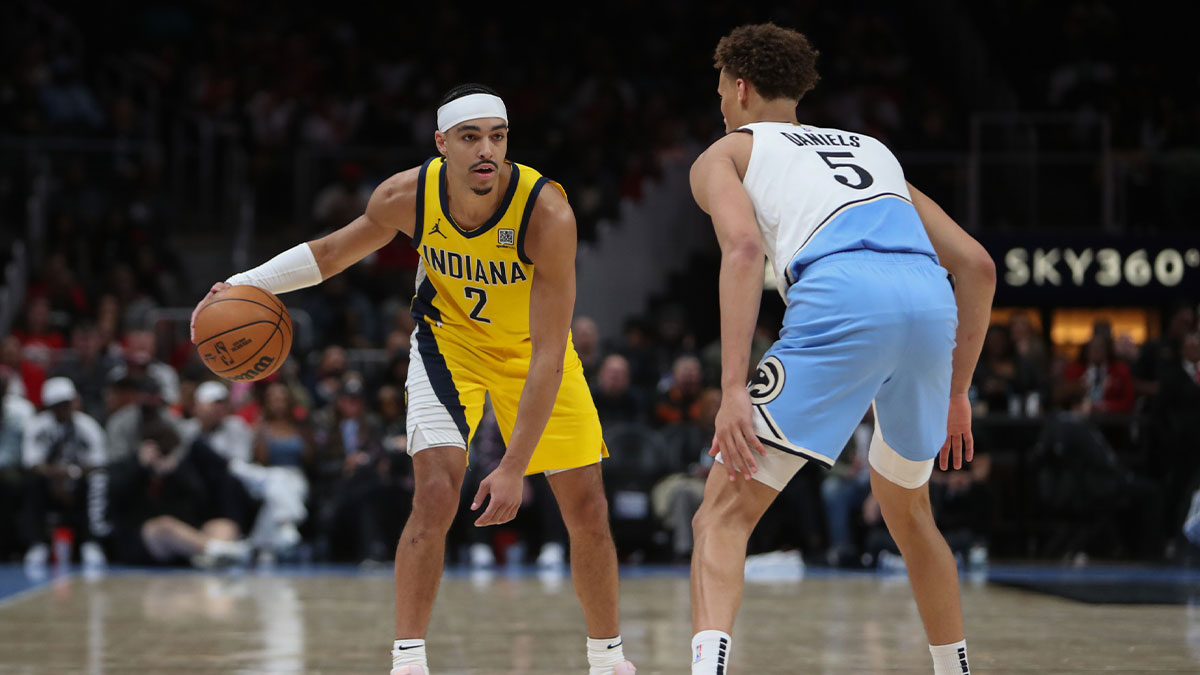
[983,237,1200,304]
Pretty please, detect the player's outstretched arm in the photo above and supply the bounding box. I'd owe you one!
[472,186,575,527]
[908,182,996,469]
[189,168,419,342]
[690,134,768,482]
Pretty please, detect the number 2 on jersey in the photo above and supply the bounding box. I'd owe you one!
[817,151,874,190]
[464,287,490,323]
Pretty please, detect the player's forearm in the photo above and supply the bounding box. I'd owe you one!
[948,260,996,396]
[225,242,324,294]
[718,246,764,391]
[502,353,565,472]
[226,215,396,293]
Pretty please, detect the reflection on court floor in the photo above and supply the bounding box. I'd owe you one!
[0,564,1197,674]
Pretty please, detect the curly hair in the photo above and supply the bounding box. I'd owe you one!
[714,23,820,101]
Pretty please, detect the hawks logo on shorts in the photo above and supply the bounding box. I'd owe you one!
[748,356,786,404]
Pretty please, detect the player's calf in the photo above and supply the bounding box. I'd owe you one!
[870,468,970,674]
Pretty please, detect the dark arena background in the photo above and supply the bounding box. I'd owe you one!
[1,1,1198,672]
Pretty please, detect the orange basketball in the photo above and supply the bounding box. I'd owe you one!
[194,285,292,382]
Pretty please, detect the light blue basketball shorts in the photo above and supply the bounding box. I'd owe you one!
[723,250,958,490]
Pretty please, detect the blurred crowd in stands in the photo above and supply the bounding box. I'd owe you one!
[3,263,1199,570]
[2,0,1199,571]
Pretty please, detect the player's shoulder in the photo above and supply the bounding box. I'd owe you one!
[522,173,576,265]
[366,164,427,229]
[528,175,574,229]
[375,165,424,205]
[692,131,754,182]
[704,130,754,157]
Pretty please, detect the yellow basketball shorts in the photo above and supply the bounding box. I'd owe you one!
[405,322,608,475]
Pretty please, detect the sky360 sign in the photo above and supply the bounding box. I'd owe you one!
[1003,246,1200,288]
[983,236,1200,303]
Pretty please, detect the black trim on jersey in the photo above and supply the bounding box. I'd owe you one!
[754,405,783,440]
[414,319,470,442]
[411,157,436,250]
[784,191,912,286]
[438,160,521,238]
[733,128,753,135]
[757,435,835,469]
[808,192,910,247]
[410,275,442,323]
[515,176,548,266]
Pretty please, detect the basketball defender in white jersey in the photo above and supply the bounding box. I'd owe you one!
[687,25,995,675]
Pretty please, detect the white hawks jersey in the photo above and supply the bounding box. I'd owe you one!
[737,121,939,296]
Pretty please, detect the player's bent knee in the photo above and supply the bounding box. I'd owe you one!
[692,499,740,539]
[877,489,935,536]
[564,492,611,537]
[410,479,460,530]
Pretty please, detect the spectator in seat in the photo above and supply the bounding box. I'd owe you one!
[314,376,390,562]
[50,322,119,423]
[13,296,66,363]
[19,378,109,567]
[0,378,36,560]
[572,316,603,382]
[591,354,644,427]
[971,324,1040,414]
[1135,302,1197,398]
[251,382,313,555]
[107,418,250,567]
[821,412,873,567]
[1030,388,1164,559]
[930,453,993,565]
[653,355,703,427]
[1061,332,1134,415]
[651,388,720,561]
[105,376,188,464]
[1009,312,1049,376]
[1,335,46,408]
[108,330,180,406]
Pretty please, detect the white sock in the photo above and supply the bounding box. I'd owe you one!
[930,639,969,675]
[391,639,427,669]
[690,630,730,675]
[587,635,626,674]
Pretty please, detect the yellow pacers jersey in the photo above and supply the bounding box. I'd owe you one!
[407,156,606,475]
[410,156,563,354]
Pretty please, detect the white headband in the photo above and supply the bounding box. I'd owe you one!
[437,93,508,133]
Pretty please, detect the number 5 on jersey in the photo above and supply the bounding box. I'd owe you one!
[817,151,874,190]
[464,287,490,323]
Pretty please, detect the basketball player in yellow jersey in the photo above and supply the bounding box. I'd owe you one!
[190,84,636,675]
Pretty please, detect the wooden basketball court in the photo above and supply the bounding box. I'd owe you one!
[0,565,1195,673]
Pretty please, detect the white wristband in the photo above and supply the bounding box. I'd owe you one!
[225,243,323,294]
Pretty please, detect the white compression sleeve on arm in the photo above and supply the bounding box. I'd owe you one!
[225,243,323,294]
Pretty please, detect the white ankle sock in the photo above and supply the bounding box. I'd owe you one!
[690,630,730,675]
[587,635,626,674]
[391,639,427,669]
[930,639,969,675]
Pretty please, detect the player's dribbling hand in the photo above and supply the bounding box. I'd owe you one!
[939,392,974,471]
[712,388,766,482]
[472,464,523,527]
[190,282,232,343]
